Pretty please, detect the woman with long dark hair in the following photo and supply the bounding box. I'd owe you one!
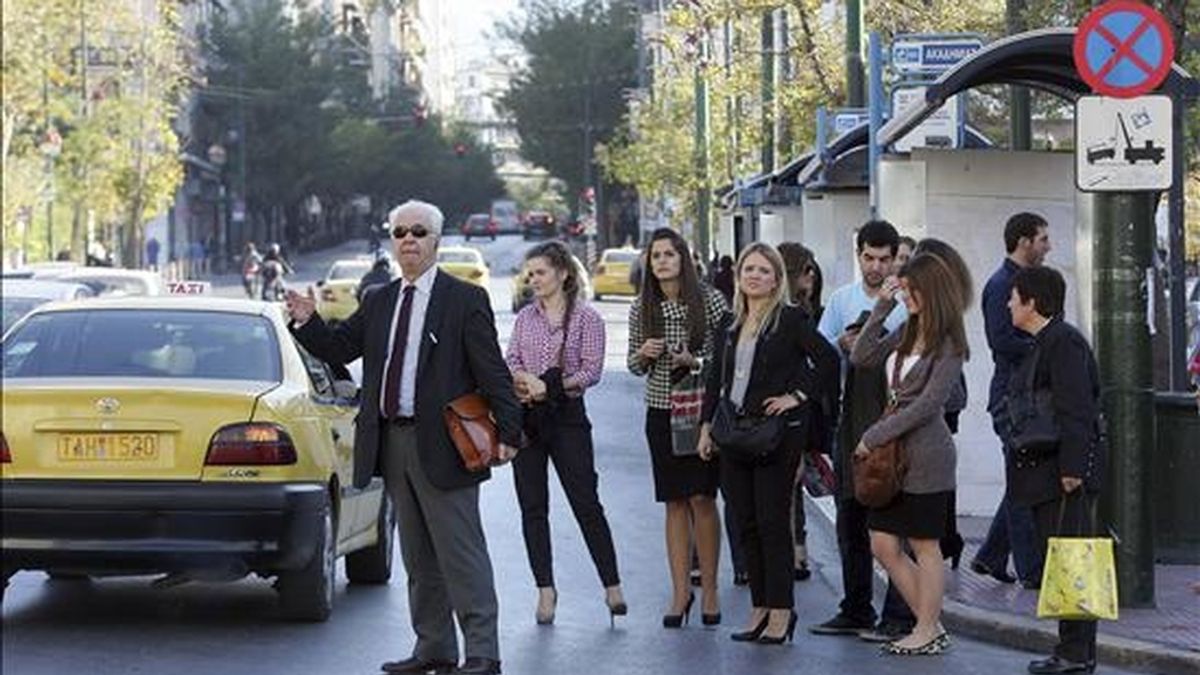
[508,241,625,626]
[628,228,728,628]
[697,242,839,645]
[850,252,970,655]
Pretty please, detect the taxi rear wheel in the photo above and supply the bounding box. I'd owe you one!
[277,496,335,622]
[346,491,395,584]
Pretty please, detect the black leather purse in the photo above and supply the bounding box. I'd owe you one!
[708,335,785,462]
[1008,344,1060,456]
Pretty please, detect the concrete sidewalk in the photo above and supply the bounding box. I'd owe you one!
[809,499,1200,674]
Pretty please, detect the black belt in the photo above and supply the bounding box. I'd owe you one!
[390,416,417,427]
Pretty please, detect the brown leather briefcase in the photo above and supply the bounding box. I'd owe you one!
[444,393,500,472]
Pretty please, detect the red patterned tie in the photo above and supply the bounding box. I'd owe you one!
[382,285,416,418]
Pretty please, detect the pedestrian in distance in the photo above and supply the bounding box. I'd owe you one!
[810,220,914,642]
[777,242,831,583]
[712,255,735,305]
[241,242,262,299]
[895,236,917,272]
[145,236,160,272]
[627,227,728,629]
[284,200,522,675]
[1005,266,1104,675]
[697,242,839,645]
[849,251,970,656]
[359,254,395,302]
[973,212,1053,589]
[506,240,626,627]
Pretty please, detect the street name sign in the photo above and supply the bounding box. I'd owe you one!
[891,35,984,75]
[833,109,870,136]
[891,86,960,153]
[1073,1,1175,98]
[1075,95,1173,191]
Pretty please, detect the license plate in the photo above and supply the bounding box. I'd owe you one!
[57,434,161,461]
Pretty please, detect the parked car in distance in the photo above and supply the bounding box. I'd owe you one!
[510,254,592,314]
[592,248,641,300]
[522,212,557,240]
[490,199,521,234]
[436,247,490,288]
[461,213,498,241]
[0,297,394,620]
[53,269,166,297]
[2,279,95,336]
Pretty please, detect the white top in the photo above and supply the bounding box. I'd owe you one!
[885,351,920,392]
[817,281,908,351]
[380,265,438,416]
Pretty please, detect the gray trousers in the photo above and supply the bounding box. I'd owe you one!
[384,424,499,662]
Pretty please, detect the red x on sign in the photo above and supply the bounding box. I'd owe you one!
[1073,1,1175,98]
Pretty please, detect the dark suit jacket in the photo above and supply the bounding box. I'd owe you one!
[291,270,523,490]
[701,305,840,429]
[1006,318,1104,507]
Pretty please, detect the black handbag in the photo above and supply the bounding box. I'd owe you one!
[708,335,785,461]
[1008,344,1060,455]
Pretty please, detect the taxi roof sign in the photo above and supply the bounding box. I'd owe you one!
[166,280,212,295]
[1073,1,1176,98]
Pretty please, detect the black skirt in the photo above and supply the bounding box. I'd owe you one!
[645,408,719,503]
[868,490,952,540]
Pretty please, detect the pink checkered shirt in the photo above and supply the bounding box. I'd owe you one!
[506,301,606,393]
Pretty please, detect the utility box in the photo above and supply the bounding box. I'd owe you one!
[1152,392,1200,564]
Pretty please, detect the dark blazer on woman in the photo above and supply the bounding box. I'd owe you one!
[291,271,523,491]
[1006,318,1104,507]
[701,304,840,427]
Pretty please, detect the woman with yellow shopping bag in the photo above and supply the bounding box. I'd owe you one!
[1005,266,1107,675]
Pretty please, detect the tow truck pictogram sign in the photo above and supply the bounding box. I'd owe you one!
[1075,95,1173,192]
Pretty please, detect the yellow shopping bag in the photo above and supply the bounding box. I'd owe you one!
[1036,536,1119,621]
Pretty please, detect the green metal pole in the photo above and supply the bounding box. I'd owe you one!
[695,38,711,262]
[1007,0,1031,149]
[846,0,865,108]
[761,9,776,174]
[1093,191,1157,608]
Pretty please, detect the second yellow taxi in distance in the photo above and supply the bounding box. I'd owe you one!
[592,247,640,300]
[0,296,393,621]
[436,246,490,288]
[315,257,377,323]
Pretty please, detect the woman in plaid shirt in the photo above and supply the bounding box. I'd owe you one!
[628,228,729,628]
[506,241,625,627]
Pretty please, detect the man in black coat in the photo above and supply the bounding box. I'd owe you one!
[1006,266,1104,675]
[285,200,522,675]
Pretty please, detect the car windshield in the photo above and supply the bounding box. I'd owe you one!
[328,262,372,280]
[3,309,282,381]
[2,297,46,336]
[468,215,490,225]
[604,250,639,264]
[439,251,481,264]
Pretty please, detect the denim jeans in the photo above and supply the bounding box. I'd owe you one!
[975,414,1044,584]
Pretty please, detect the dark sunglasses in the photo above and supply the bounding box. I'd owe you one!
[391,224,431,239]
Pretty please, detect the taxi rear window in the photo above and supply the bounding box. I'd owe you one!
[329,262,371,280]
[2,310,282,381]
[603,250,639,264]
[439,251,481,264]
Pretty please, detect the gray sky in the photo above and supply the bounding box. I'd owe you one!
[447,0,522,63]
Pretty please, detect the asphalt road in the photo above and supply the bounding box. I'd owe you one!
[1,234,1143,674]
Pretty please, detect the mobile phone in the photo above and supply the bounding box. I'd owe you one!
[844,310,872,333]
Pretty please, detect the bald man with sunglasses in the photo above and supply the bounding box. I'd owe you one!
[286,200,522,675]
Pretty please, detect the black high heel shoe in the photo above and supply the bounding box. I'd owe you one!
[662,592,694,628]
[605,587,627,628]
[730,614,769,642]
[702,611,722,626]
[757,610,797,645]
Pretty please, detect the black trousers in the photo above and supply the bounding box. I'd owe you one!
[835,494,914,626]
[1033,494,1099,664]
[720,429,802,609]
[512,398,620,588]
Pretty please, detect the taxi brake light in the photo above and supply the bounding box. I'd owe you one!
[321,288,336,302]
[1,432,10,463]
[205,423,297,465]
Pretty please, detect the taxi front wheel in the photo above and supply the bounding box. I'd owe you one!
[276,496,335,622]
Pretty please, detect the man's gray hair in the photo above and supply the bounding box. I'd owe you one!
[388,200,444,236]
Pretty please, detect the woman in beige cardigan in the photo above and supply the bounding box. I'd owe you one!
[849,252,970,656]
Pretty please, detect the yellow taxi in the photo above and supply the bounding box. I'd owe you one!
[0,296,393,621]
[436,246,490,288]
[315,257,378,323]
[510,253,593,314]
[592,247,641,300]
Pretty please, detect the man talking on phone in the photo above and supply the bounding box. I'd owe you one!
[810,220,911,642]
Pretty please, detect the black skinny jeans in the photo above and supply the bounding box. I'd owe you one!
[720,426,803,609]
[1033,493,1098,664]
[512,398,620,589]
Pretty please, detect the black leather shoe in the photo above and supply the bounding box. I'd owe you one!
[1027,655,1096,674]
[455,657,501,675]
[970,559,1017,584]
[380,657,456,674]
[733,571,749,586]
[809,613,875,636]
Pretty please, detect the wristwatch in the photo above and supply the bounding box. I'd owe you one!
[791,389,808,404]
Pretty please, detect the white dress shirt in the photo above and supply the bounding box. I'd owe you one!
[380,265,438,417]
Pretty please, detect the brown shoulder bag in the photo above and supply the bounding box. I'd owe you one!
[444,393,500,472]
[852,355,910,508]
